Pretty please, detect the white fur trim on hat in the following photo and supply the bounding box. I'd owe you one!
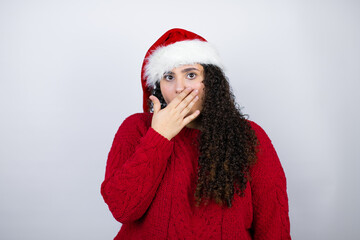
[144,40,223,88]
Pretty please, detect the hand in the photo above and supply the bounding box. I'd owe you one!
[149,87,200,140]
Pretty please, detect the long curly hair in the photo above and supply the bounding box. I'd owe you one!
[148,64,259,208]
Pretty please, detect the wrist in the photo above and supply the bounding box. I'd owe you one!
[152,127,172,141]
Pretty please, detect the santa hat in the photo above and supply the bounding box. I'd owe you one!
[141,28,224,112]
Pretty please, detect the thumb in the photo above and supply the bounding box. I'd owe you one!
[149,95,161,114]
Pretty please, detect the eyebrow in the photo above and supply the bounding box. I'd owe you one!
[164,67,200,75]
[181,67,200,73]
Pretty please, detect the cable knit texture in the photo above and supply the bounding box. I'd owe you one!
[101,112,291,239]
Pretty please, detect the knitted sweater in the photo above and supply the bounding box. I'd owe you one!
[101,112,291,239]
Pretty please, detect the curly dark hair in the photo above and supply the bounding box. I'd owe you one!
[148,64,259,208]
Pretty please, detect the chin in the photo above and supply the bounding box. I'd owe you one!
[186,110,196,117]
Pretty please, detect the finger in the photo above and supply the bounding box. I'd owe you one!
[182,110,201,126]
[176,88,199,112]
[179,95,199,117]
[167,87,193,108]
[149,95,161,114]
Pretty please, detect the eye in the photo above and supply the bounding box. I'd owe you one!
[187,72,197,79]
[163,74,174,81]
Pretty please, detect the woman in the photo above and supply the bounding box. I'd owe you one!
[101,28,291,239]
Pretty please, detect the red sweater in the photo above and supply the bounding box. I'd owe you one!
[101,112,291,239]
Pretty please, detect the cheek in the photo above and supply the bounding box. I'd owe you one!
[159,84,173,104]
[190,81,203,89]
[194,82,205,99]
[188,81,205,96]
[193,82,205,108]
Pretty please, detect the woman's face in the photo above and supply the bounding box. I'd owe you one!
[160,63,205,117]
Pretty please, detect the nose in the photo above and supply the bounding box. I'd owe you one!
[175,78,188,94]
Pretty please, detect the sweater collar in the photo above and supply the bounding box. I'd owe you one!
[177,126,201,139]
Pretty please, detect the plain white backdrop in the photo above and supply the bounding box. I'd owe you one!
[1,0,359,239]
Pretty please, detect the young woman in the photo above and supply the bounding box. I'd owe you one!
[101,28,291,239]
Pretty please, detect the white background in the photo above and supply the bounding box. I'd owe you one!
[1,0,359,239]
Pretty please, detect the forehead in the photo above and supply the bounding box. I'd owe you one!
[168,63,204,73]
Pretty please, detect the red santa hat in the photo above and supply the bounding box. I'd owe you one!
[141,28,224,112]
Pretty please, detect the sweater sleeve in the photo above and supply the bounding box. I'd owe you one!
[248,121,291,240]
[100,113,174,224]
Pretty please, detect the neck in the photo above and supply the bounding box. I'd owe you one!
[185,118,201,130]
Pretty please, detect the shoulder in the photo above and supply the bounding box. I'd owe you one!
[244,119,275,160]
[245,119,285,181]
[245,119,272,145]
[245,119,276,154]
[115,112,153,138]
[122,112,153,127]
